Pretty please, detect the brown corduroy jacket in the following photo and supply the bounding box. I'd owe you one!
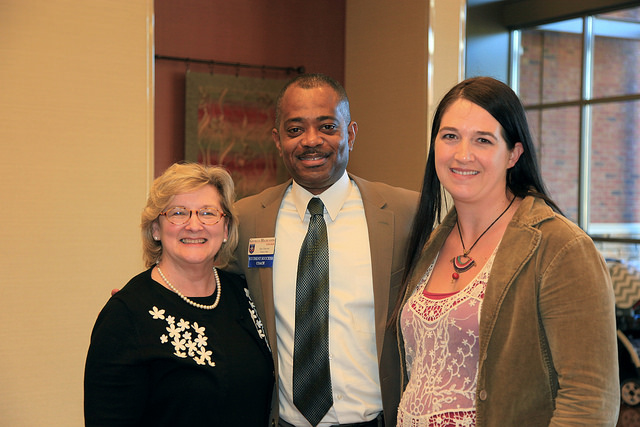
[398,196,620,426]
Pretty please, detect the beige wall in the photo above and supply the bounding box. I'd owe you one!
[345,0,466,192]
[0,1,153,425]
[345,1,429,191]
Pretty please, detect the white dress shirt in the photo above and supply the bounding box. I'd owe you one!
[273,171,382,426]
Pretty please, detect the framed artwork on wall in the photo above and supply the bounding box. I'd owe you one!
[185,72,289,198]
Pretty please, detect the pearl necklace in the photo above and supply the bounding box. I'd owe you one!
[156,265,221,310]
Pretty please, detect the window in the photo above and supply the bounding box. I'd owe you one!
[512,5,640,267]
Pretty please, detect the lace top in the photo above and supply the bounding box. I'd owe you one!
[397,250,496,427]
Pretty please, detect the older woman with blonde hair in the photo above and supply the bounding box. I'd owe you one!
[85,162,273,426]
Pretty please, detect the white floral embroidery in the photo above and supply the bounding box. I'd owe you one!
[192,322,205,335]
[194,347,214,366]
[166,323,181,339]
[149,307,215,367]
[194,334,208,348]
[186,340,198,356]
[177,318,190,330]
[149,306,165,319]
[245,288,269,347]
[172,335,187,357]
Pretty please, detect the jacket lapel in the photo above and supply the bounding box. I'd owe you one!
[478,196,552,355]
[352,175,394,360]
[254,180,290,354]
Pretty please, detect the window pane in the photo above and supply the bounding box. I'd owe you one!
[593,8,640,98]
[526,106,580,222]
[515,6,640,269]
[519,30,543,105]
[589,101,640,237]
[519,20,583,105]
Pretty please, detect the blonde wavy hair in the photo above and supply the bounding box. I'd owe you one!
[141,162,238,269]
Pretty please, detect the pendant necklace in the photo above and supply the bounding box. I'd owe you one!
[451,196,516,282]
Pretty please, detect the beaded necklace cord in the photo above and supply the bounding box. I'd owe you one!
[156,265,221,310]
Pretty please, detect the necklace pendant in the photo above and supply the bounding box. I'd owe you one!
[452,255,476,274]
[451,271,460,284]
[453,196,516,281]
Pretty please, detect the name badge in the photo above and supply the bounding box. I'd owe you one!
[248,237,276,268]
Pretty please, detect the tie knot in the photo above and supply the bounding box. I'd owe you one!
[307,197,324,216]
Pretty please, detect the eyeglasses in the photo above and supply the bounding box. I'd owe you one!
[159,206,226,225]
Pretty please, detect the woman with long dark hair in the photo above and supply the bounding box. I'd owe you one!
[394,77,619,426]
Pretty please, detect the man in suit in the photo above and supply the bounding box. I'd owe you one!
[231,74,418,427]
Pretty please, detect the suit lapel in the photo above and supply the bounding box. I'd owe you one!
[352,176,394,360]
[255,181,290,355]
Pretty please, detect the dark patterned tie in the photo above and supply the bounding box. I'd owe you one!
[293,197,332,426]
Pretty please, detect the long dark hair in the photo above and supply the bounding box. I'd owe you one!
[391,77,560,326]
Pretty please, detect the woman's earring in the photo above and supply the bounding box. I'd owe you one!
[154,236,160,241]
[223,238,227,243]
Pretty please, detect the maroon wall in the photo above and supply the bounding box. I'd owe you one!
[154,0,346,176]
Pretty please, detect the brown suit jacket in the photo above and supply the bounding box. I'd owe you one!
[230,173,418,426]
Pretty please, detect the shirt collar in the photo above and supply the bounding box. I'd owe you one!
[291,171,351,222]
